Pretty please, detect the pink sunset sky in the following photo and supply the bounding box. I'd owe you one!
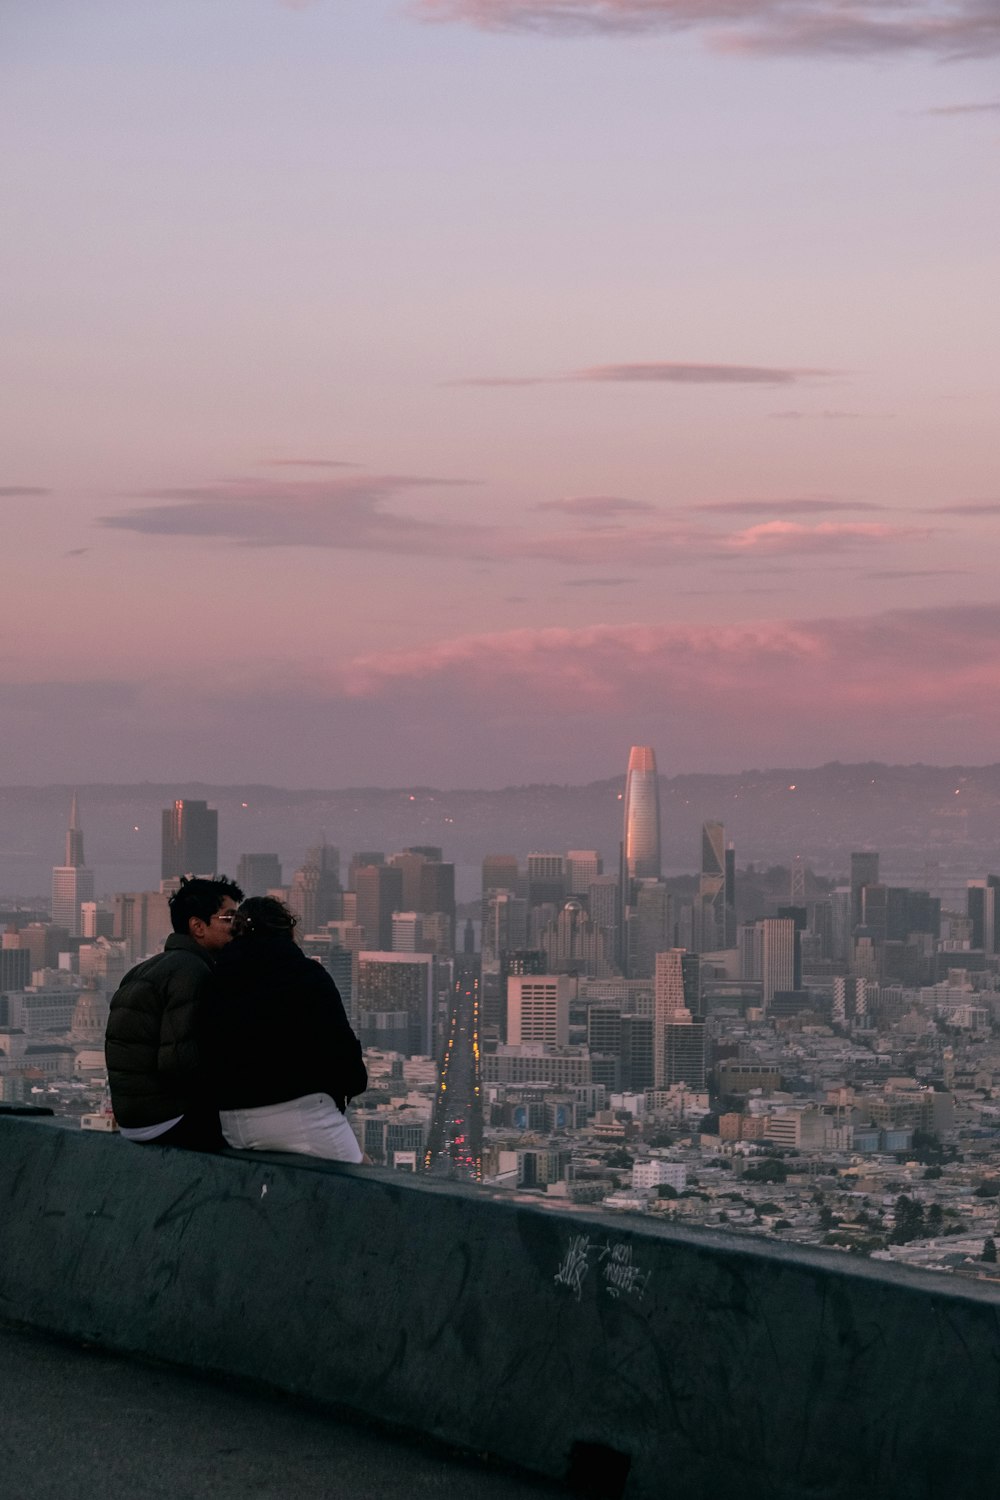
[2,0,999,786]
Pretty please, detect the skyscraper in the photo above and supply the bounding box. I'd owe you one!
[353,862,403,951]
[588,874,620,968]
[623,746,661,883]
[289,842,341,931]
[724,841,737,947]
[526,853,565,909]
[761,917,797,1010]
[663,1021,707,1090]
[161,799,218,880]
[388,849,429,912]
[481,888,528,967]
[51,794,94,938]
[627,881,672,979]
[64,792,84,868]
[356,951,435,1056]
[113,890,173,965]
[482,854,520,899]
[491,948,546,1041]
[968,879,998,955]
[653,948,703,1088]
[850,851,880,929]
[236,853,283,897]
[565,851,602,894]
[695,820,726,953]
[507,974,571,1047]
[418,861,456,944]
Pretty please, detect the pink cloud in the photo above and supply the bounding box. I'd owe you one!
[725,520,928,553]
[412,1,1000,58]
[11,605,1000,782]
[519,517,922,566]
[335,606,1000,731]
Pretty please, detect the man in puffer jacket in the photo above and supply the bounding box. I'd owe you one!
[105,875,243,1150]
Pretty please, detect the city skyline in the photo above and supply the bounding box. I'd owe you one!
[6,755,1000,904]
[3,0,998,786]
[9,731,1000,1293]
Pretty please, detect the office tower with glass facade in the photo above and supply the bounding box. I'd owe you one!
[113,890,173,965]
[566,850,602,895]
[161,799,218,880]
[850,851,880,928]
[417,861,456,948]
[236,853,283,897]
[482,854,520,900]
[695,820,727,953]
[653,948,704,1088]
[968,879,998,955]
[627,881,672,979]
[623,745,661,883]
[762,917,798,1010]
[526,853,565,910]
[356,951,435,1056]
[388,849,429,912]
[588,874,620,972]
[664,1020,707,1090]
[353,862,404,951]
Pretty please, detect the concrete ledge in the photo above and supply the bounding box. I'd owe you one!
[2,1115,999,1500]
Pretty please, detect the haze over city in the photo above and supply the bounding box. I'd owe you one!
[4,0,998,787]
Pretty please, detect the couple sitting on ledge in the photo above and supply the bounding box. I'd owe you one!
[104,876,368,1163]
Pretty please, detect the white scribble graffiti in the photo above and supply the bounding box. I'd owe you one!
[554,1234,592,1301]
[554,1234,653,1303]
[597,1239,652,1302]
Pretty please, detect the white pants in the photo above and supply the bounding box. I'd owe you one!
[220,1092,363,1164]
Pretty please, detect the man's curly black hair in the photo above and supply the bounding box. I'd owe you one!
[168,875,244,934]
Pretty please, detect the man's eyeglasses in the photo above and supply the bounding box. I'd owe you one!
[214,912,237,924]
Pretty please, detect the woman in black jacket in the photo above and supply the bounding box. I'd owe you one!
[207,897,367,1162]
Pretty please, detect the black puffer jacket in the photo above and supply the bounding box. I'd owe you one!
[105,935,217,1128]
[205,935,367,1113]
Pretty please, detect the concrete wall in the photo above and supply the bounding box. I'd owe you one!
[2,1114,999,1500]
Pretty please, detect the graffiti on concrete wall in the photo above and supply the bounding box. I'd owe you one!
[554,1233,652,1304]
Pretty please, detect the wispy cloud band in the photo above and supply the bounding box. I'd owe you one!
[97,474,926,565]
[413,0,1000,59]
[453,360,834,387]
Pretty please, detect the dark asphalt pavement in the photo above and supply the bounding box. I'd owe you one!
[0,1323,561,1500]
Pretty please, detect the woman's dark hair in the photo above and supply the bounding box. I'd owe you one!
[169,875,244,934]
[232,896,298,940]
